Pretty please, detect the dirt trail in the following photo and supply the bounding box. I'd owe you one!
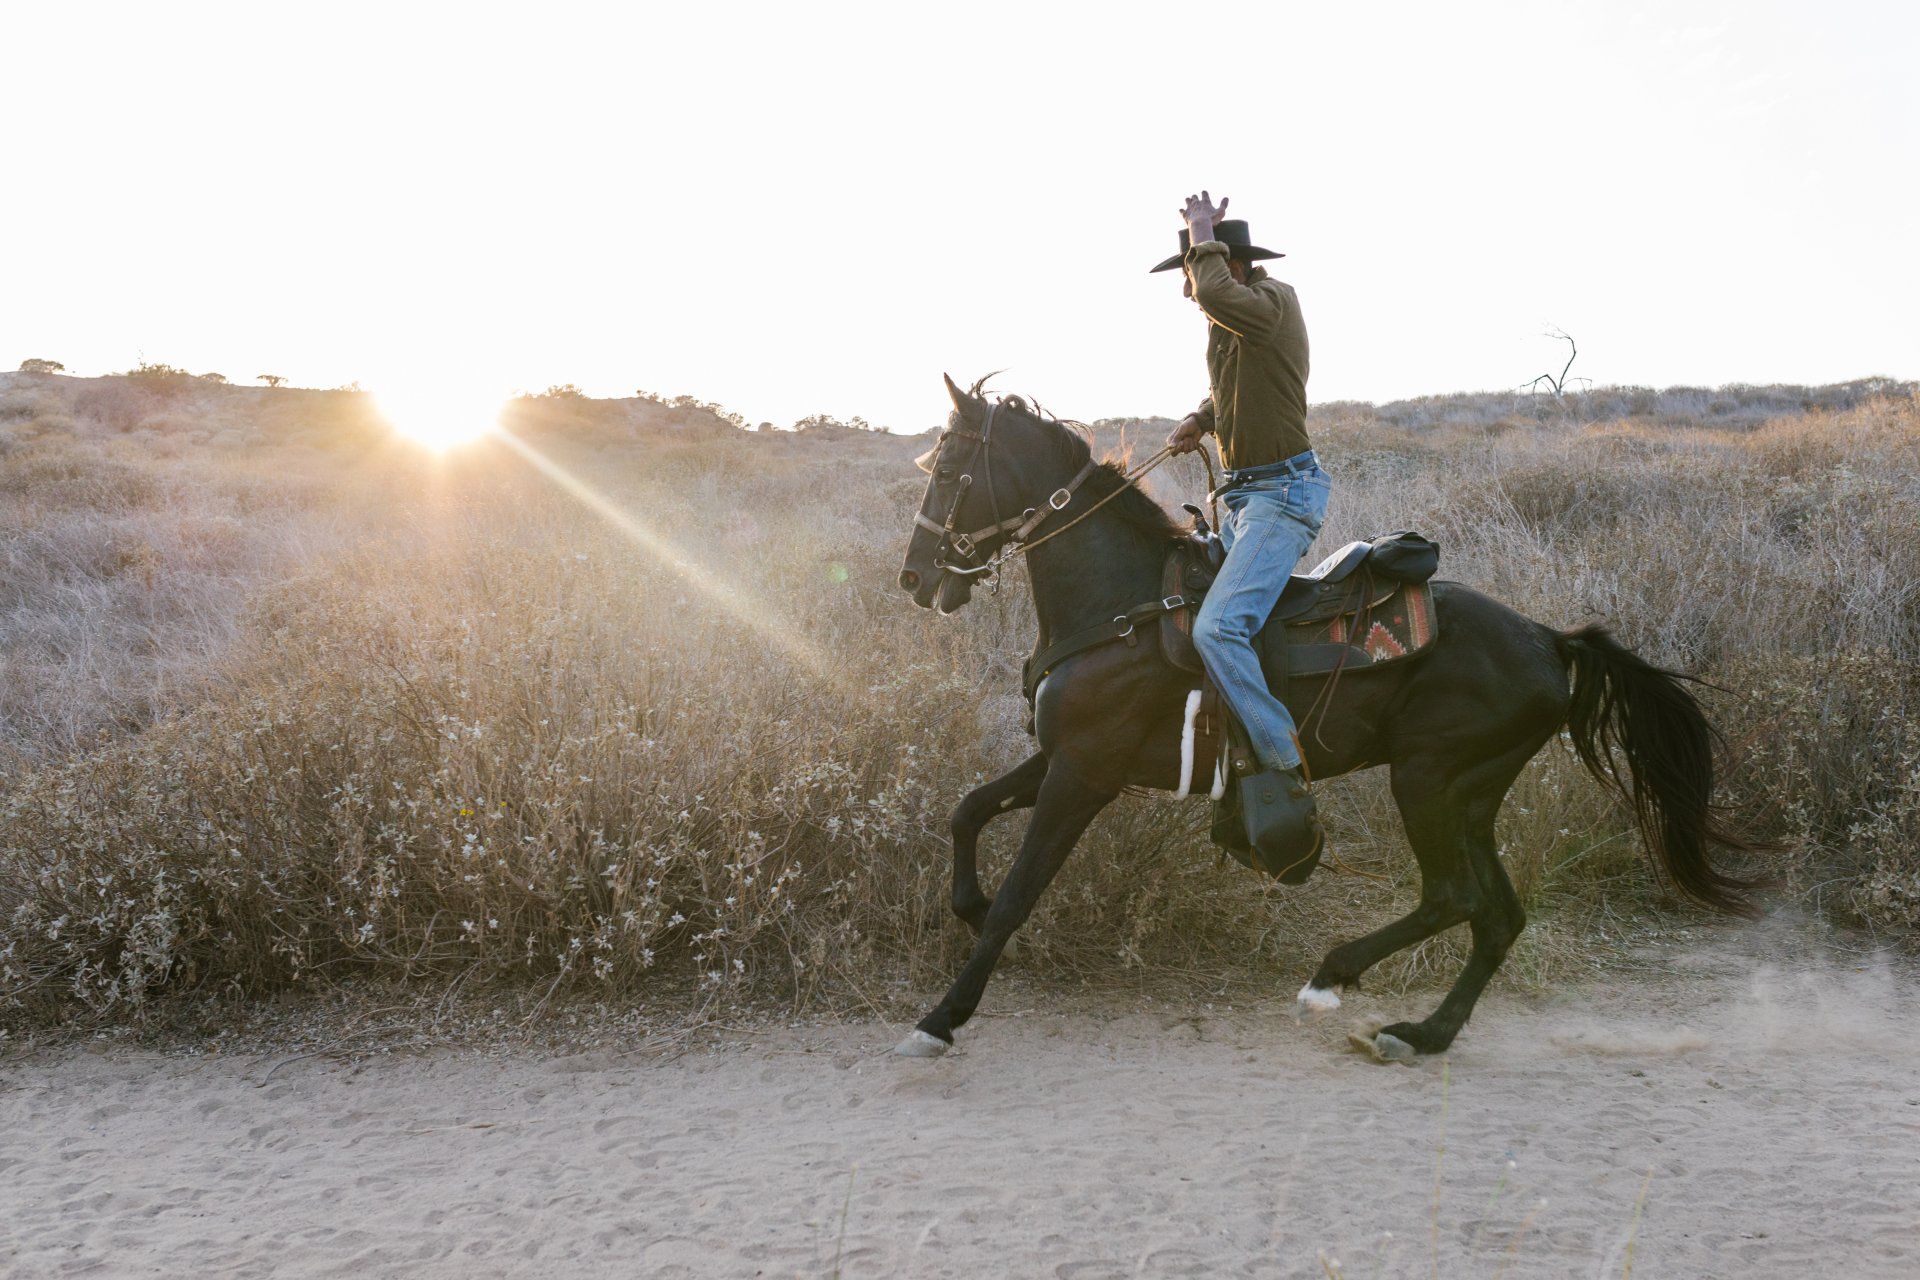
[5,929,1917,1278]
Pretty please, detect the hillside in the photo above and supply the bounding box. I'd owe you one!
[1,369,1916,1029]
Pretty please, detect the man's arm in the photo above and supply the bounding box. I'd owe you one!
[1166,191,1233,455]
[1184,243,1283,340]
[1176,190,1282,340]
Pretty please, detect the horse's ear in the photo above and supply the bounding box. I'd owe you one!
[943,372,971,415]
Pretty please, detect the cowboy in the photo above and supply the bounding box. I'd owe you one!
[1159,191,1329,844]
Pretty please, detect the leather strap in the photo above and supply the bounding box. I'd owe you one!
[1023,594,1192,704]
[951,457,1100,558]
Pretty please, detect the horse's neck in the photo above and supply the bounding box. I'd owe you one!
[1025,510,1164,646]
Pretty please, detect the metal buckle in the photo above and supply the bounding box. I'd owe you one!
[951,532,975,557]
[1112,615,1134,639]
[1161,595,1185,612]
[1048,488,1072,510]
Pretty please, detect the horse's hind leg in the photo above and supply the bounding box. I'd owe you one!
[900,757,1115,1056]
[1299,763,1478,1014]
[1360,742,1545,1058]
[949,752,1048,934]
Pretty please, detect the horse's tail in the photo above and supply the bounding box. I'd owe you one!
[1556,625,1764,916]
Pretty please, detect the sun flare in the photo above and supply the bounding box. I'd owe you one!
[375,384,507,450]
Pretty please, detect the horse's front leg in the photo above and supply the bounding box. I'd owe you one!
[948,752,1048,934]
[898,756,1117,1056]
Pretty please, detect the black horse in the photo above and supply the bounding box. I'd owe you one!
[895,376,1758,1062]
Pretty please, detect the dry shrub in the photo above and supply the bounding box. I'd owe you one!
[2,379,1917,1024]
[1717,653,1920,929]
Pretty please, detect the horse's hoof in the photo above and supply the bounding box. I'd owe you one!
[1295,983,1342,1020]
[1348,1029,1418,1064]
[894,1029,951,1059]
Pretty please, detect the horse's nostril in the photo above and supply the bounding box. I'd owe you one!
[899,570,920,592]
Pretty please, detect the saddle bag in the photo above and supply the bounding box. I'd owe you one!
[1362,530,1439,583]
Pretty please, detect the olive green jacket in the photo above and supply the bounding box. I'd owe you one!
[1183,240,1311,470]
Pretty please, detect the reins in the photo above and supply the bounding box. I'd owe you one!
[1009,439,1220,564]
[1012,444,1176,557]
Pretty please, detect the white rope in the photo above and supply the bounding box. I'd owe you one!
[1174,688,1203,798]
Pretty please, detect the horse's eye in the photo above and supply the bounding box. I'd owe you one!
[936,467,955,483]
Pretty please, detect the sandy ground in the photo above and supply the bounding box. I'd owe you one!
[5,929,1918,1279]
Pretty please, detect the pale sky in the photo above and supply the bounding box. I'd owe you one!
[5,1,1915,432]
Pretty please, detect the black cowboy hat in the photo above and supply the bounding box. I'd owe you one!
[1148,219,1284,273]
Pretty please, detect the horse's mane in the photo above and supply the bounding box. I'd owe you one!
[976,380,1191,541]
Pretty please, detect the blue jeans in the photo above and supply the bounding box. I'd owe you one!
[1193,451,1331,772]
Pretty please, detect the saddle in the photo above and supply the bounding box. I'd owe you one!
[1160,529,1441,878]
[1019,529,1441,714]
[1016,527,1440,880]
[1160,530,1441,688]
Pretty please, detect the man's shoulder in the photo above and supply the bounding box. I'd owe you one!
[1251,277,1305,352]
[1239,274,1296,317]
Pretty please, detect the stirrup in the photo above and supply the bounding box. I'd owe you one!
[1240,765,1324,885]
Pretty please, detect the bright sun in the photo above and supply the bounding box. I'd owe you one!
[374,383,507,450]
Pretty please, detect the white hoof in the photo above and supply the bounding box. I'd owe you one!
[1296,983,1342,1019]
[894,1029,951,1059]
[1348,1029,1418,1064]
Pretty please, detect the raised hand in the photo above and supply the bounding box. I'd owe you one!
[1180,191,1229,231]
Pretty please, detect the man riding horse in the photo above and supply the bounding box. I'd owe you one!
[1158,192,1327,849]
[891,197,1758,1063]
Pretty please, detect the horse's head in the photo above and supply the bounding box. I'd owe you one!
[898,374,1070,615]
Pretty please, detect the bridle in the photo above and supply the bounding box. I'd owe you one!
[915,401,1091,581]
[913,398,1193,588]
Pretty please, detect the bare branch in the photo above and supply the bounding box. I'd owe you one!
[1521,326,1581,398]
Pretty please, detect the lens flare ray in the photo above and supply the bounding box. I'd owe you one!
[491,428,844,688]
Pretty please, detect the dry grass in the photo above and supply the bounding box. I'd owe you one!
[1,373,1915,1027]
